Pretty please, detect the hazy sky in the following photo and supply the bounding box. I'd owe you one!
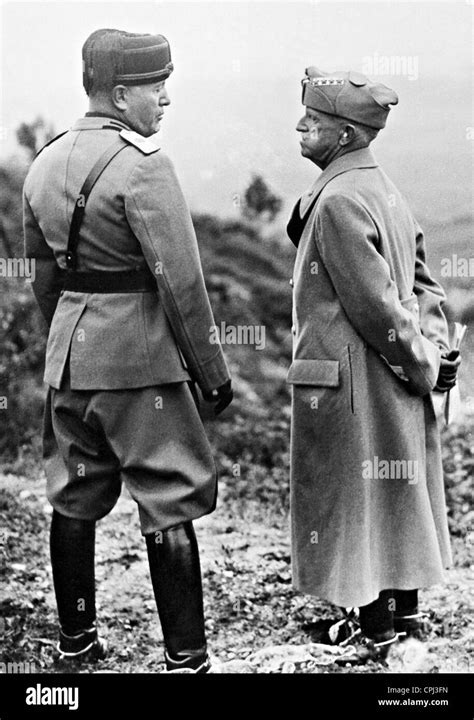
[0,1,472,218]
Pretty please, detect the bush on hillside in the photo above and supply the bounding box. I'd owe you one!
[0,284,47,456]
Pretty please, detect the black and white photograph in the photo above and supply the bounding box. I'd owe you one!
[0,0,472,713]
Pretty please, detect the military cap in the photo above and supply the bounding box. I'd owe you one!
[302,67,398,130]
[82,29,173,94]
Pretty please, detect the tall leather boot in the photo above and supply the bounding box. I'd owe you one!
[145,521,210,673]
[50,510,106,659]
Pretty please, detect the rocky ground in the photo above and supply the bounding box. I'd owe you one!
[0,468,472,675]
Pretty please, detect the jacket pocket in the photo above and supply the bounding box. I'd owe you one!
[286,359,340,387]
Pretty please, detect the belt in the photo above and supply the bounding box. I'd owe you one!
[62,269,157,294]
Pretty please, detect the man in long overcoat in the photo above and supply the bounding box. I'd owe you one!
[287,67,460,659]
[23,29,232,672]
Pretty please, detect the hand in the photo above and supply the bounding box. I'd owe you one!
[202,379,233,416]
[434,350,461,392]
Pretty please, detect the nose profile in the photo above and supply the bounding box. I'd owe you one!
[160,88,171,106]
[296,117,307,132]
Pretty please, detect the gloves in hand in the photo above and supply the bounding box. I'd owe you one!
[202,379,233,416]
[434,350,461,393]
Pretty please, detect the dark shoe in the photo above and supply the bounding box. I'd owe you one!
[57,626,107,662]
[335,630,399,666]
[164,649,211,674]
[394,613,429,639]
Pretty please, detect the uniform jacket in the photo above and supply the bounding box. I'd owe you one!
[23,116,230,393]
[287,146,452,607]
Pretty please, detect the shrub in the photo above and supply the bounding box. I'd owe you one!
[0,283,47,456]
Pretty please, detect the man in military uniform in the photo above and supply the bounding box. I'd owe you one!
[287,67,461,661]
[23,28,232,673]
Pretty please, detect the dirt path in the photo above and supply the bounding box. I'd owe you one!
[0,472,472,674]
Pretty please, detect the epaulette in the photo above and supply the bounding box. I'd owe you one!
[34,130,68,160]
[119,129,160,155]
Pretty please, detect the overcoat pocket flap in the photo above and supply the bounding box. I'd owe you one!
[286,359,340,386]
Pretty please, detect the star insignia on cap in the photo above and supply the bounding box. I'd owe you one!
[310,78,344,86]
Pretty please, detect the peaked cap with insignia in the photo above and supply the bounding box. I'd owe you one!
[302,67,398,129]
[82,28,173,95]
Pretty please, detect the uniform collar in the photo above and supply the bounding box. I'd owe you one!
[71,115,131,132]
[299,146,378,215]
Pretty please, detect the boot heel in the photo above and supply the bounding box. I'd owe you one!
[57,626,107,662]
[164,650,211,673]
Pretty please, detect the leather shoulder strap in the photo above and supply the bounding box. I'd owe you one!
[65,138,127,270]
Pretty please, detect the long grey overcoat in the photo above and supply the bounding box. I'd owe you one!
[287,147,452,608]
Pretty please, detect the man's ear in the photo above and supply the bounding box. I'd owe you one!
[111,85,128,111]
[339,124,356,146]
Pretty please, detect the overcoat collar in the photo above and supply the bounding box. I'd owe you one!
[299,146,379,216]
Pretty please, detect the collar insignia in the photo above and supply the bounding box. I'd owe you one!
[119,129,160,155]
